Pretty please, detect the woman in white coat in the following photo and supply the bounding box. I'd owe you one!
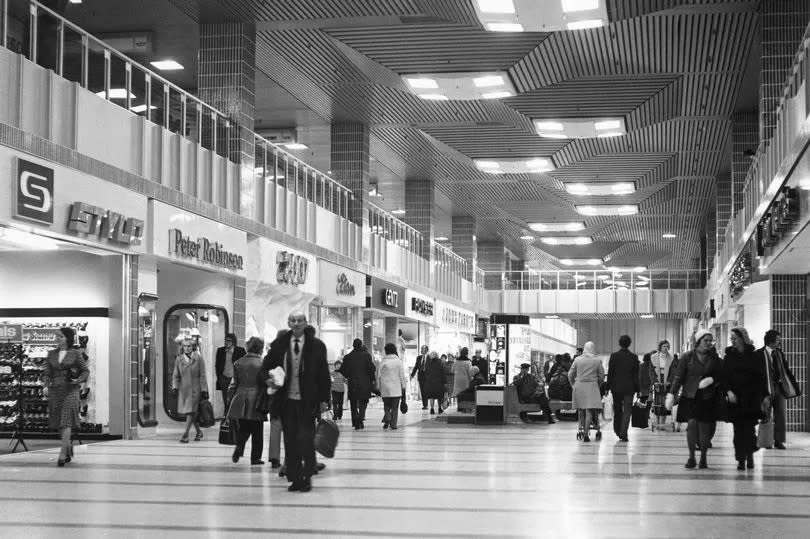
[568,341,605,442]
[377,343,408,430]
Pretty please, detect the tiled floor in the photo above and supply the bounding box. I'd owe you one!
[1,402,810,538]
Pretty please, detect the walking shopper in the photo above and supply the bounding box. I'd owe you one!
[665,329,723,469]
[722,327,766,470]
[423,351,447,414]
[215,333,245,412]
[43,327,89,466]
[569,342,604,441]
[453,347,474,397]
[227,337,267,465]
[331,360,345,420]
[377,343,407,430]
[410,345,430,409]
[340,339,376,430]
[172,338,209,443]
[263,311,330,493]
[607,335,639,442]
[756,330,801,449]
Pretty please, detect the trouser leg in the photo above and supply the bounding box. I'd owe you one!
[382,397,392,422]
[390,397,400,428]
[349,399,359,427]
[419,380,428,407]
[612,394,624,436]
[698,421,713,451]
[250,421,264,462]
[686,419,697,456]
[268,417,282,460]
[773,392,787,443]
[733,421,744,461]
[619,395,633,438]
[282,402,302,482]
[236,419,252,455]
[359,399,368,421]
[296,403,317,478]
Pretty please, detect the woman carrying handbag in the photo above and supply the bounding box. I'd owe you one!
[227,337,267,465]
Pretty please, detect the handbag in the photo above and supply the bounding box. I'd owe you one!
[197,398,215,428]
[757,419,774,449]
[399,389,408,414]
[631,399,650,429]
[602,392,614,421]
[314,417,340,458]
[218,419,236,445]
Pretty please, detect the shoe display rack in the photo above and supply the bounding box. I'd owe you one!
[0,342,27,451]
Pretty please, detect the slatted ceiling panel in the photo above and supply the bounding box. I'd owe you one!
[417,0,481,26]
[505,77,674,118]
[510,12,756,91]
[420,125,568,158]
[327,25,548,73]
[625,77,683,130]
[534,242,627,259]
[608,0,757,21]
[216,0,422,20]
[680,72,745,117]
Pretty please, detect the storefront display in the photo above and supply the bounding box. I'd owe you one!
[364,277,406,357]
[434,300,477,356]
[314,260,365,363]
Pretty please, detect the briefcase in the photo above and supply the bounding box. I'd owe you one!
[218,419,236,445]
[314,418,340,458]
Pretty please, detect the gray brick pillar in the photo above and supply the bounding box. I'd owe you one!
[478,241,507,290]
[731,112,759,214]
[451,215,477,281]
[404,180,436,260]
[331,122,371,262]
[715,173,732,253]
[198,22,257,218]
[760,1,810,144]
[771,276,808,432]
[233,276,246,343]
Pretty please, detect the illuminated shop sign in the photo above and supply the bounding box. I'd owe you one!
[168,228,244,271]
[383,288,400,308]
[436,300,476,333]
[336,273,356,296]
[411,298,434,316]
[68,202,144,246]
[15,159,54,225]
[367,277,406,315]
[276,251,309,285]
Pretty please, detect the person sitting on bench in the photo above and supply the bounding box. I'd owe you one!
[513,363,557,424]
[456,366,488,408]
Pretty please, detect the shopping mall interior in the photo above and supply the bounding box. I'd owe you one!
[1,0,810,536]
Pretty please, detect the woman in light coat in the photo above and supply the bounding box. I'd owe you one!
[452,348,474,397]
[568,341,605,442]
[172,339,209,443]
[376,343,407,430]
[227,337,267,465]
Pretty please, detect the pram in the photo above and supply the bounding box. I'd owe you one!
[650,382,676,432]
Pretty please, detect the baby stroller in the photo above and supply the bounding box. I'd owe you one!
[650,382,675,432]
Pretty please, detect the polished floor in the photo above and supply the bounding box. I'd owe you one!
[1,402,810,538]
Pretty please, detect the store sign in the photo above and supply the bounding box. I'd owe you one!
[277,251,309,285]
[337,273,356,296]
[317,260,365,307]
[15,159,54,225]
[436,300,476,333]
[411,298,433,316]
[405,290,436,324]
[67,202,144,246]
[367,277,406,316]
[754,186,800,255]
[0,324,23,343]
[168,229,244,271]
[22,328,62,346]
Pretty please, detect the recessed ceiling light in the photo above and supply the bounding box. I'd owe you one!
[482,91,513,99]
[565,182,635,196]
[528,222,585,232]
[485,22,524,32]
[662,233,677,239]
[473,75,505,87]
[540,237,593,245]
[562,0,599,12]
[95,89,135,99]
[545,315,560,319]
[594,119,621,130]
[435,236,449,241]
[640,314,655,319]
[477,0,516,13]
[605,266,647,272]
[150,60,184,71]
[597,132,624,138]
[69,0,82,4]
[419,94,450,101]
[535,117,626,139]
[284,143,308,150]
[567,19,604,30]
[535,121,565,131]
[560,258,602,266]
[406,78,439,89]
[130,104,157,113]
[391,209,406,215]
[475,160,500,170]
[475,158,554,174]
[576,205,638,216]
[520,235,535,240]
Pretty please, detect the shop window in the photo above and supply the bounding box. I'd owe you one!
[162,304,229,422]
[137,294,158,427]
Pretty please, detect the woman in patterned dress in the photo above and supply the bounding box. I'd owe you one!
[42,327,89,467]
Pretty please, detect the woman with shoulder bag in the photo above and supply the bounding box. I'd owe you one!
[227,337,267,465]
[665,330,723,469]
[42,328,89,467]
[722,327,767,470]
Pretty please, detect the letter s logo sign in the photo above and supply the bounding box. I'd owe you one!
[15,159,54,225]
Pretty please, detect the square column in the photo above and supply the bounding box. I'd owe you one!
[384,317,400,351]
[331,122,370,227]
[771,276,808,432]
[404,180,436,260]
[731,112,758,214]
[452,215,477,281]
[478,241,506,290]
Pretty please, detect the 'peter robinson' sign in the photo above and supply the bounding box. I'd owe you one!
[168,229,244,271]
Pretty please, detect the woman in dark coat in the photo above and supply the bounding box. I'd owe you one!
[723,327,767,470]
[339,338,376,430]
[423,352,447,414]
[227,337,267,465]
[43,327,89,467]
[666,329,723,469]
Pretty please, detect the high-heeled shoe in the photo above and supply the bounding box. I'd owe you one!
[180,436,189,444]
[194,432,203,441]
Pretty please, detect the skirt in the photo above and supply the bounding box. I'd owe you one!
[676,392,716,423]
[48,385,81,430]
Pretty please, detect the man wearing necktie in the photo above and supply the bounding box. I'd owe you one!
[756,330,789,449]
[410,345,430,409]
[263,311,331,492]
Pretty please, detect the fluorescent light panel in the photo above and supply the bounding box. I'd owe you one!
[485,22,524,32]
[477,0,516,14]
[520,235,535,240]
[528,222,585,232]
[566,19,603,30]
[560,258,602,266]
[562,0,599,12]
[404,71,515,101]
[565,182,635,196]
[435,236,449,241]
[391,209,406,215]
[540,236,592,245]
[476,0,607,32]
[474,158,554,174]
[535,117,626,139]
[130,104,157,113]
[576,204,638,216]
[604,266,647,272]
[96,89,135,99]
[284,143,308,150]
[662,233,677,239]
[150,60,184,71]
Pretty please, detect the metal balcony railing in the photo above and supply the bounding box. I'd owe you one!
[433,241,467,298]
[367,202,424,258]
[484,270,707,291]
[0,0,352,219]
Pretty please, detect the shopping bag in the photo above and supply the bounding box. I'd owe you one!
[218,419,236,445]
[757,420,774,449]
[399,391,408,414]
[631,401,650,429]
[314,417,340,458]
[197,398,215,428]
[602,393,614,421]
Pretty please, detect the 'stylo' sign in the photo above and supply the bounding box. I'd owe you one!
[68,202,144,246]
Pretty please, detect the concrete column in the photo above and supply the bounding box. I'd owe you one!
[731,112,759,214]
[198,22,257,218]
[760,0,810,144]
[451,215,477,281]
[770,275,808,432]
